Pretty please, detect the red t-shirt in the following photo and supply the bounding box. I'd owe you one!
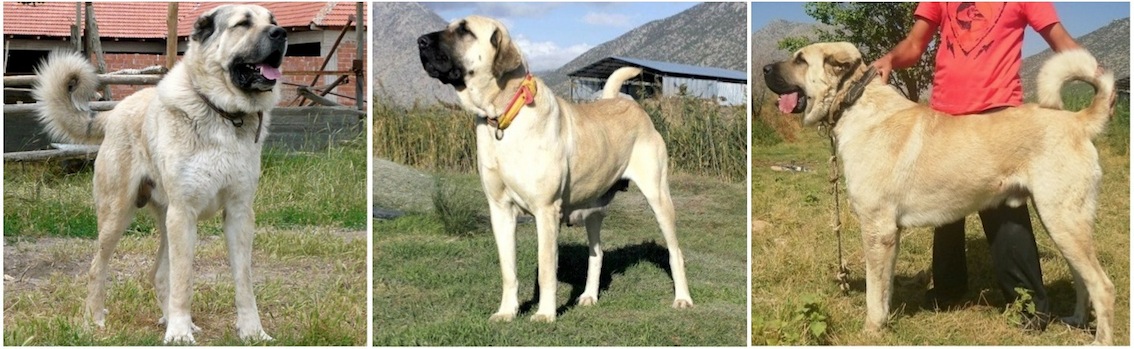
[915,2,1060,115]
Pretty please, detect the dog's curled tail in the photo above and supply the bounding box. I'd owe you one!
[1036,49,1115,137]
[601,67,643,99]
[31,50,105,144]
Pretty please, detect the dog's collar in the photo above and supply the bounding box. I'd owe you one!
[487,73,537,140]
[827,65,878,124]
[194,90,263,143]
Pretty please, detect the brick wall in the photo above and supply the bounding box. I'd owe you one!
[98,40,365,107]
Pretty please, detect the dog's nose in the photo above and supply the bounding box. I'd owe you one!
[762,64,773,75]
[418,35,432,49]
[268,26,286,40]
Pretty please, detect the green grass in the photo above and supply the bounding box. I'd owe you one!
[751,89,1130,345]
[3,138,368,346]
[4,138,367,238]
[374,97,746,181]
[374,172,747,346]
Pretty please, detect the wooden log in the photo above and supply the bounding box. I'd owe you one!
[355,2,365,111]
[4,147,99,162]
[3,74,164,87]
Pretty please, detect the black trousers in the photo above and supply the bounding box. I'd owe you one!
[932,202,1050,315]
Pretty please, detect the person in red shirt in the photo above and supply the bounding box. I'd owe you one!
[872,2,1082,331]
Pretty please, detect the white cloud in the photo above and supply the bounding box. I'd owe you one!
[582,11,634,28]
[426,2,561,19]
[512,34,592,72]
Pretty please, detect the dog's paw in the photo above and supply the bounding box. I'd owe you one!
[488,313,515,322]
[238,328,273,342]
[90,308,108,328]
[672,298,694,309]
[578,295,598,306]
[163,330,196,345]
[530,313,556,323]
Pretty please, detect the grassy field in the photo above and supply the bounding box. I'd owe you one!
[751,91,1131,345]
[3,138,368,346]
[373,97,748,345]
[374,172,747,346]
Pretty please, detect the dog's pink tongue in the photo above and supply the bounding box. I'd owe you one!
[778,92,798,114]
[258,64,282,80]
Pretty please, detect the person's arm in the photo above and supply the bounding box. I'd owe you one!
[872,18,936,83]
[1038,22,1081,52]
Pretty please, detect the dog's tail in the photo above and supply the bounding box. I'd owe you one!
[1036,49,1115,138]
[31,50,105,144]
[601,67,642,99]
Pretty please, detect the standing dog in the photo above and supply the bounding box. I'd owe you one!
[417,16,693,322]
[32,4,286,344]
[763,42,1115,344]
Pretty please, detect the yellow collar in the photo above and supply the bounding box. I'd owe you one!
[494,74,537,132]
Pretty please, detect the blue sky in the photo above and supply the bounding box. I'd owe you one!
[750,2,1131,56]
[424,2,699,71]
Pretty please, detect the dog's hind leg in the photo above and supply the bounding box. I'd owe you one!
[1033,184,1113,345]
[487,200,520,322]
[578,212,606,306]
[629,148,693,309]
[85,173,138,328]
[223,200,272,341]
[860,219,900,334]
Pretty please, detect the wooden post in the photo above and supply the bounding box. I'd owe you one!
[166,3,178,68]
[72,3,82,52]
[84,2,111,100]
[355,2,364,111]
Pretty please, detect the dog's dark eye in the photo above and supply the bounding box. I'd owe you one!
[235,19,251,28]
[794,54,805,64]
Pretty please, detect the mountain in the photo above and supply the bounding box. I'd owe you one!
[371,2,458,107]
[1021,18,1130,96]
[750,19,830,89]
[542,2,747,95]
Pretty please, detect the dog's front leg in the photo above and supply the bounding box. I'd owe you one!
[531,202,562,322]
[224,201,272,341]
[488,200,520,322]
[163,204,200,344]
[861,222,900,334]
[578,213,605,306]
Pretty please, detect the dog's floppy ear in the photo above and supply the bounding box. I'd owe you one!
[191,9,218,43]
[824,46,863,77]
[491,28,523,77]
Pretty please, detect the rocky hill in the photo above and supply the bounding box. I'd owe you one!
[371,2,458,107]
[1021,17,1130,96]
[541,2,747,95]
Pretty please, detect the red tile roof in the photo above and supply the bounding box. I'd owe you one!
[4,2,364,39]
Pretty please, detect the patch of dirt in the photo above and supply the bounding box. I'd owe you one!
[3,227,366,296]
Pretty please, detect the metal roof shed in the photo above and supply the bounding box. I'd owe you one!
[567,56,748,106]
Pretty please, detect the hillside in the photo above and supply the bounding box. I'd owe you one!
[542,2,747,95]
[750,20,829,92]
[1021,17,1130,96]
[371,2,458,107]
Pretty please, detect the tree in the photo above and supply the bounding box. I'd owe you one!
[778,3,936,102]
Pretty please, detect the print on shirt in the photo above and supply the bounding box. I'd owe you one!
[943,2,1006,58]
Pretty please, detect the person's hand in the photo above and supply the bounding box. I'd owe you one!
[872,54,894,83]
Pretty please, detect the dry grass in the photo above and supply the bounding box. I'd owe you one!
[373,96,746,181]
[3,227,367,346]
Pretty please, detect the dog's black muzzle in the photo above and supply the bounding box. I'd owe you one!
[763,63,807,114]
[231,26,288,93]
[418,31,465,88]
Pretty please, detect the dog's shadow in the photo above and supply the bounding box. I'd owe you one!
[517,240,674,316]
[847,236,1077,317]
